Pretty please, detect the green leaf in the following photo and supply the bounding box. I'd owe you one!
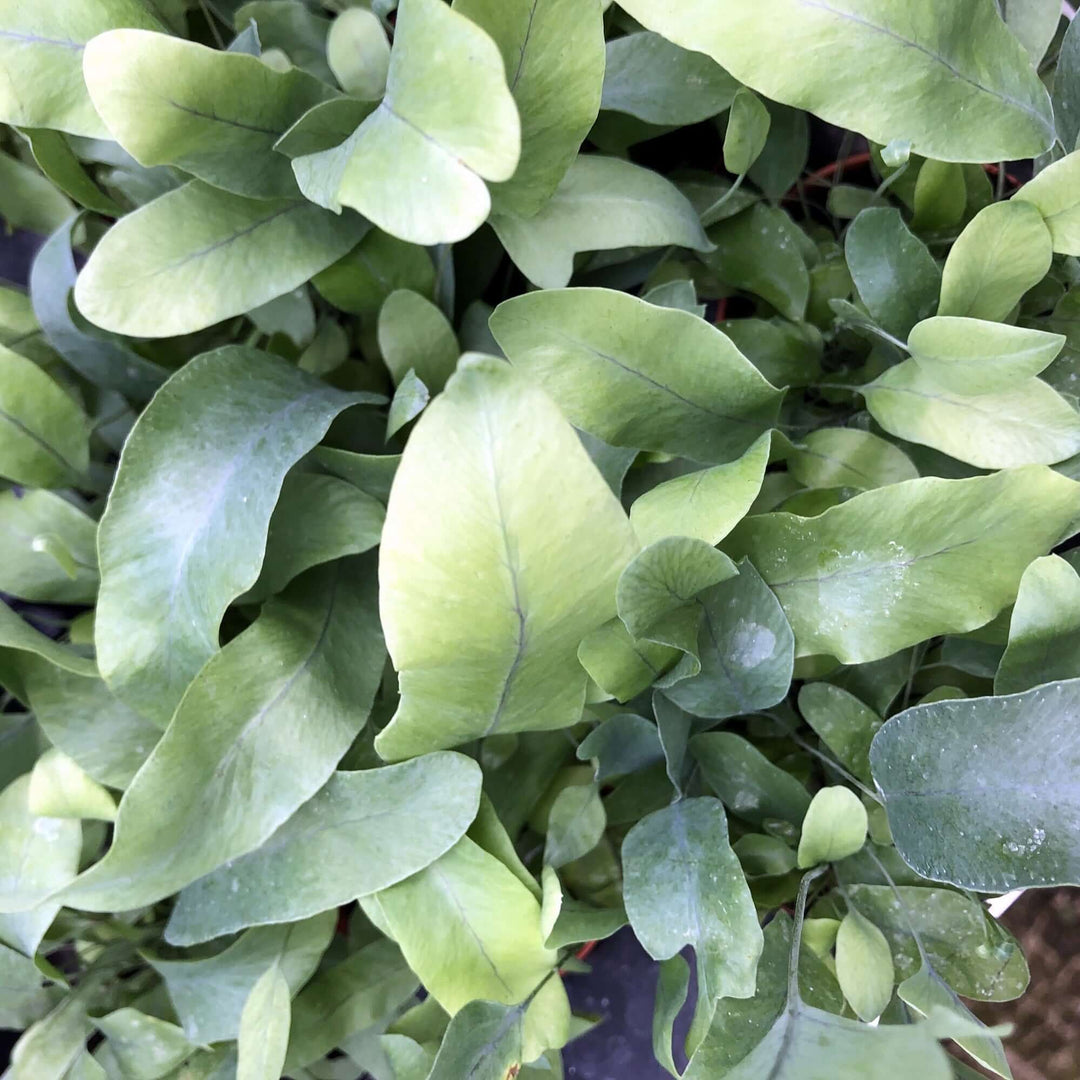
[234,0,332,82]
[76,182,367,337]
[293,0,520,244]
[938,201,1053,322]
[490,288,782,463]
[83,30,334,199]
[659,559,793,721]
[865,360,1080,468]
[165,753,482,945]
[911,160,965,232]
[312,230,435,320]
[242,471,385,603]
[906,316,1065,394]
[615,0,1053,162]
[996,555,1080,694]
[545,898,627,950]
[315,446,401,503]
[149,914,333,1045]
[361,837,568,1056]
[0,343,89,488]
[425,996,537,1080]
[94,1009,191,1080]
[724,88,771,175]
[94,346,373,724]
[1015,149,1080,254]
[377,289,458,391]
[274,96,376,159]
[652,953,690,1078]
[797,787,867,867]
[0,774,80,956]
[0,489,97,604]
[1054,13,1080,153]
[845,207,941,339]
[61,561,385,912]
[21,129,121,215]
[734,833,797,877]
[726,467,1080,664]
[238,963,291,1080]
[29,218,167,403]
[691,732,811,827]
[630,432,771,547]
[376,355,638,761]
[1005,0,1061,65]
[617,538,737,654]
[544,782,606,868]
[0,150,73,235]
[898,962,1012,1079]
[27,749,115,822]
[683,912,844,1079]
[0,0,162,136]
[327,7,389,100]
[788,428,918,492]
[386,369,430,441]
[845,884,1029,1002]
[578,617,679,702]
[705,203,809,322]
[797,683,880,785]
[622,797,764,1004]
[491,155,711,289]
[871,677,1080,890]
[601,31,739,125]
[454,0,606,218]
[834,908,893,1021]
[284,938,418,1071]
[576,712,665,782]
[6,995,91,1080]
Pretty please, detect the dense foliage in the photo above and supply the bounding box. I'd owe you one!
[2,1,1080,1077]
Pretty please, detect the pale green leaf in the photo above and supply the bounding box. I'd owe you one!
[788,428,918,492]
[0,489,97,604]
[1015,149,1080,254]
[242,471,385,603]
[726,467,1080,663]
[166,753,483,945]
[691,731,811,827]
[660,560,794,721]
[1005,0,1061,65]
[577,617,679,703]
[845,207,940,339]
[376,355,638,760]
[94,346,373,724]
[724,87,771,176]
[315,446,401,502]
[871,676,1080,890]
[0,150,74,236]
[491,155,712,289]
[149,914,333,1045]
[293,0,520,244]
[797,683,881,784]
[629,432,771,547]
[327,7,389,99]
[83,29,334,198]
[1054,13,1080,153]
[27,749,115,822]
[865,360,1080,468]
[490,288,782,463]
[75,182,367,338]
[377,289,458,390]
[835,908,894,1021]
[899,962,1012,1079]
[425,997,535,1080]
[29,218,167,403]
[652,954,690,1078]
[61,561,385,912]
[94,1009,191,1080]
[996,554,1080,693]
[601,31,739,125]
[234,0,332,81]
[361,836,569,1058]
[622,797,764,1004]
[386,369,430,440]
[911,160,965,232]
[938,200,1053,322]
[238,963,291,1080]
[0,0,162,136]
[615,0,1054,162]
[7,996,92,1080]
[906,316,1064,394]
[544,782,605,869]
[0,342,89,488]
[454,0,606,218]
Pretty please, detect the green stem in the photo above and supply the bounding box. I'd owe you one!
[788,865,829,1005]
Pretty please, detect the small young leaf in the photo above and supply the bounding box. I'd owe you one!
[544,782,606,868]
[796,787,868,868]
[27,749,115,822]
[377,290,458,391]
[723,87,771,176]
[238,964,291,1080]
[1015,149,1080,254]
[327,7,389,99]
[835,908,894,1021]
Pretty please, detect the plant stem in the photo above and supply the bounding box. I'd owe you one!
[788,865,829,1005]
